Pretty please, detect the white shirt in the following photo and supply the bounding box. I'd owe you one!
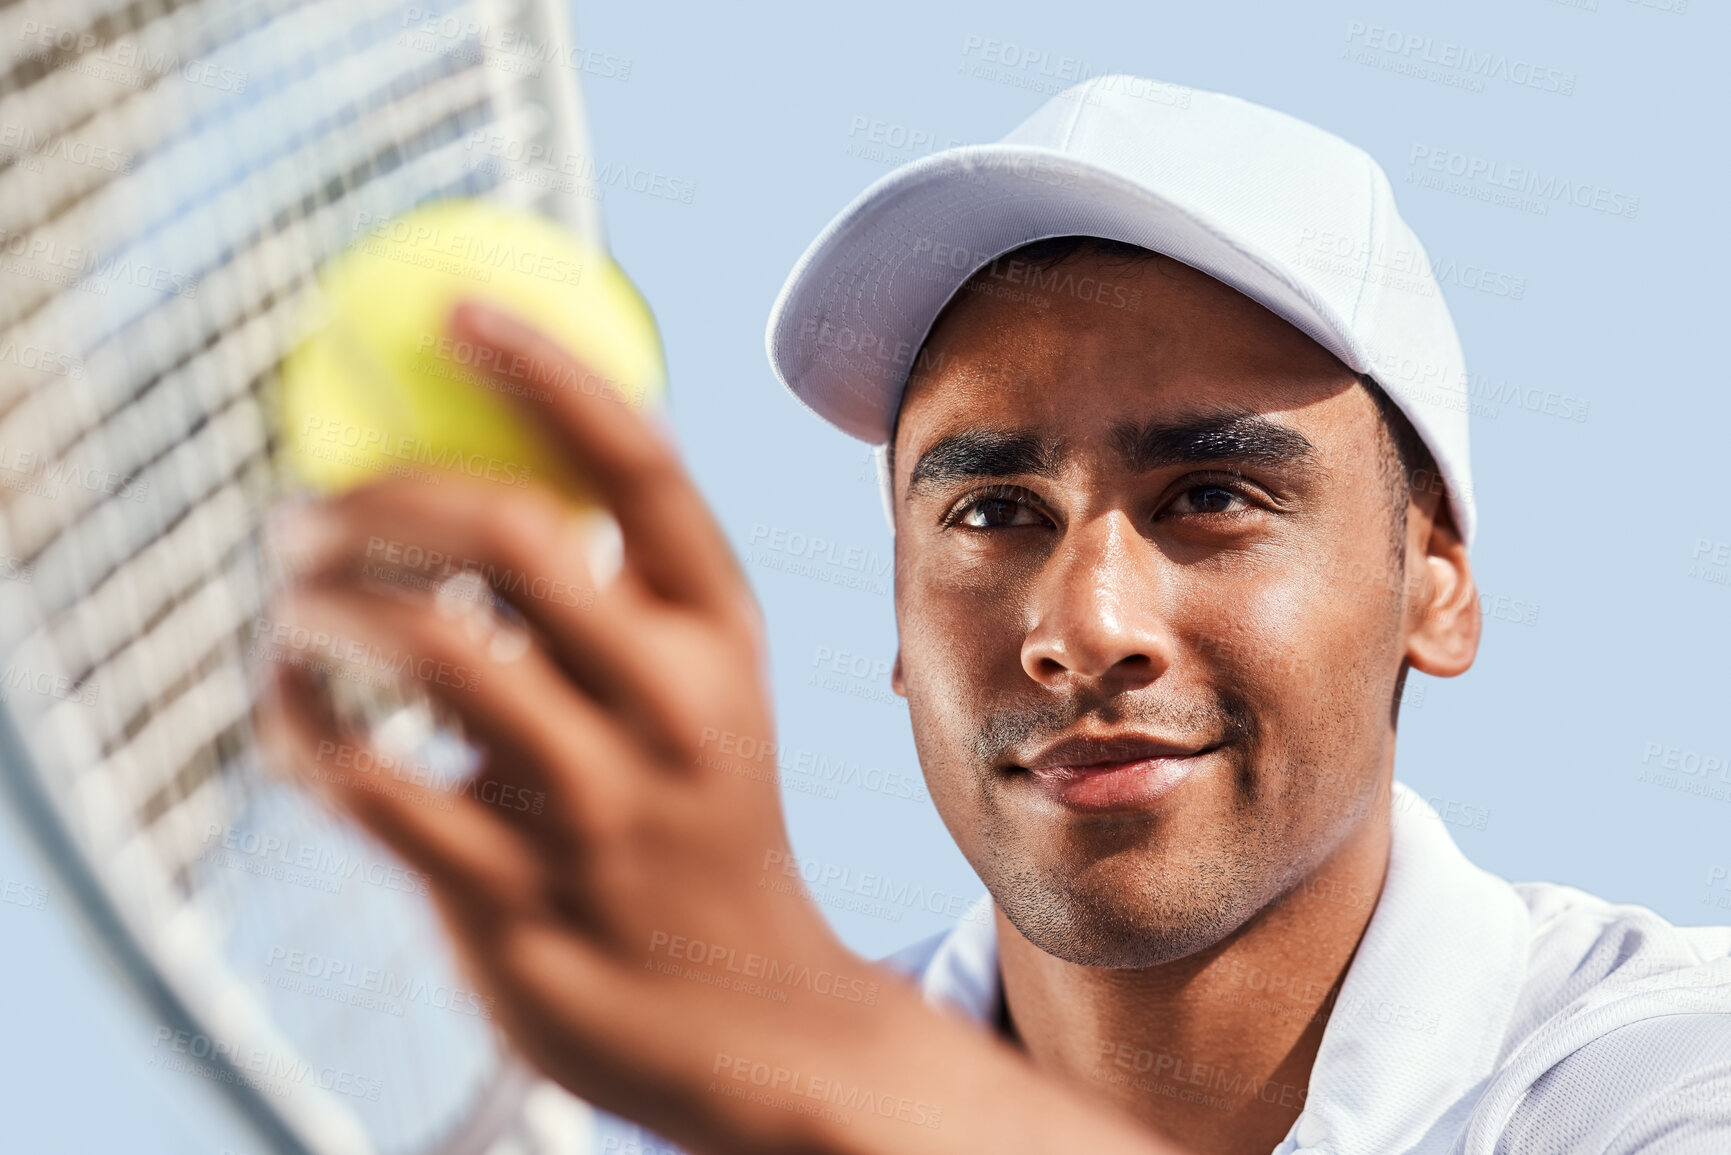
[593,784,1731,1154]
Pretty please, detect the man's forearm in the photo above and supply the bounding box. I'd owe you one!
[687,965,1182,1155]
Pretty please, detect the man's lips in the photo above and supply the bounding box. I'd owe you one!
[1015,734,1220,813]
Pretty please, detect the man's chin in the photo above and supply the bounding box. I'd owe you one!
[990,869,1263,969]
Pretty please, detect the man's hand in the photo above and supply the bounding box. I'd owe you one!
[256,302,1178,1155]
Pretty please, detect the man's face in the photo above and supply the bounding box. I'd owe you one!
[889,249,1453,968]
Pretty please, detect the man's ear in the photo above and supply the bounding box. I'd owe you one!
[1406,496,1480,677]
[890,649,907,697]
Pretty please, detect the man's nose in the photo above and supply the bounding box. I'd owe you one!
[1020,510,1175,691]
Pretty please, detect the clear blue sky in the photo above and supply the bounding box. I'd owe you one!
[2,0,1726,1149]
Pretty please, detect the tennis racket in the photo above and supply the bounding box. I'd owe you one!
[0,0,637,1151]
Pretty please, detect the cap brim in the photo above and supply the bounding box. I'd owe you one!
[766,143,1378,444]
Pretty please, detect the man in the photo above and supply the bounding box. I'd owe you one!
[261,77,1731,1154]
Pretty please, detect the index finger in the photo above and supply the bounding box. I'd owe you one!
[449,300,750,618]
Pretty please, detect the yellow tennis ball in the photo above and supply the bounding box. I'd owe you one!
[278,199,666,504]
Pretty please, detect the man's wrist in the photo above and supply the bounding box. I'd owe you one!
[669,948,929,1155]
[769,967,1181,1155]
[758,965,955,1155]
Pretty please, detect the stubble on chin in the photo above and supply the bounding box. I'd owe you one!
[976,774,1284,968]
[964,672,1353,965]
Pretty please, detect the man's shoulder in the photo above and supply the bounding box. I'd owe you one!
[1468,879,1731,1149]
[1493,1011,1731,1153]
[1511,878,1731,1002]
[1501,878,1731,1047]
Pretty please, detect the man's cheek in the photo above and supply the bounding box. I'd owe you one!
[1178,576,1388,732]
[902,650,1009,753]
[1177,574,1325,667]
[1198,582,1398,773]
[896,549,1031,664]
[897,538,1030,599]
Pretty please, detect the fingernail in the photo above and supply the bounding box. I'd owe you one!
[267,501,344,577]
[486,627,532,664]
[452,299,511,343]
[434,570,530,660]
[568,508,623,591]
[434,570,491,623]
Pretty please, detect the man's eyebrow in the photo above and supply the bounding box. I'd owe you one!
[1110,412,1317,472]
[902,412,1318,498]
[906,430,1061,495]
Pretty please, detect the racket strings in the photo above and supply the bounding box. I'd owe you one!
[7,46,504,628]
[0,0,593,1148]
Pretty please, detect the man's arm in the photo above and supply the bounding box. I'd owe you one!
[256,302,1186,1155]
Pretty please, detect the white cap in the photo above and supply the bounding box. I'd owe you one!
[766,75,1475,547]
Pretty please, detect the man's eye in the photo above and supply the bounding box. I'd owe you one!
[956,496,1041,528]
[1169,484,1248,516]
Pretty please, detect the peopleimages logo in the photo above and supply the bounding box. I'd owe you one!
[0,445,153,502]
[0,663,98,706]
[761,849,987,925]
[462,128,696,205]
[1406,145,1639,220]
[263,945,495,1019]
[0,225,196,298]
[1343,22,1577,96]
[0,121,133,171]
[649,931,881,1006]
[808,645,902,709]
[13,21,249,93]
[697,727,930,805]
[710,1052,943,1131]
[297,416,535,488]
[956,36,1192,110]
[1707,866,1729,913]
[1687,537,1730,589]
[844,114,964,167]
[350,209,586,285]
[1293,229,1529,303]
[149,1027,383,1102]
[746,523,893,597]
[200,823,432,896]
[1641,742,1731,782]
[397,7,633,80]
[1638,740,1731,806]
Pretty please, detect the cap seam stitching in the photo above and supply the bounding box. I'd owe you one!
[1056,82,1089,150]
[1349,153,1379,329]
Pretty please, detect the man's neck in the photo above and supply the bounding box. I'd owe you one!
[992,808,1392,1155]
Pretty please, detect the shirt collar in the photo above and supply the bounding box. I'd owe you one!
[911,782,1533,1155]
